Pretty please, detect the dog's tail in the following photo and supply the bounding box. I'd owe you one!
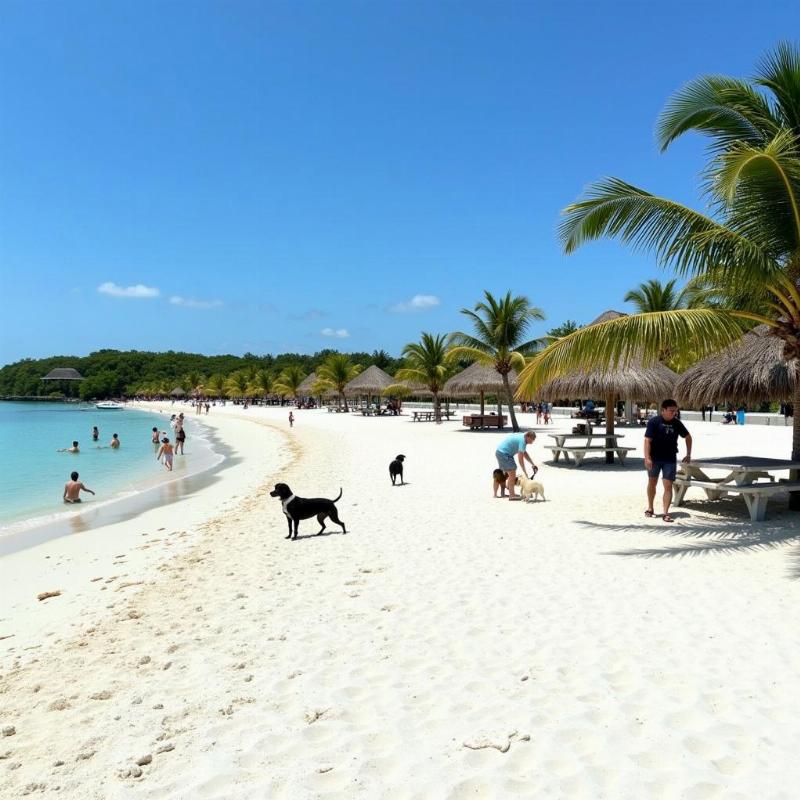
[333,487,342,503]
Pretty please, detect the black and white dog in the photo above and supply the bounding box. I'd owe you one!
[269,482,346,540]
[389,454,406,485]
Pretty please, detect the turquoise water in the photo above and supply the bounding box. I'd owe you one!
[0,402,216,531]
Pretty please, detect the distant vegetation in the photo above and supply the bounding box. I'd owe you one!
[0,349,404,400]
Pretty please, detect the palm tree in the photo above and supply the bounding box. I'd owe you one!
[273,365,306,404]
[184,370,204,395]
[396,333,451,423]
[249,368,274,400]
[448,290,545,432]
[624,278,699,312]
[517,43,800,505]
[316,354,361,411]
[206,373,226,398]
[226,371,249,399]
[370,349,391,370]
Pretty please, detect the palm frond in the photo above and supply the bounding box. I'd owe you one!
[755,42,800,134]
[515,309,753,399]
[656,75,781,152]
[711,131,800,248]
[560,177,778,283]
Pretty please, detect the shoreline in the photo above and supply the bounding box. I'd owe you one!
[0,407,223,552]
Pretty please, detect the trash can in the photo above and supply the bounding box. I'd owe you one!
[736,408,746,425]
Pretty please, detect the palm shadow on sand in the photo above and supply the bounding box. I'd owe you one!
[576,507,800,580]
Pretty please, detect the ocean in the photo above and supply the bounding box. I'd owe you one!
[0,401,221,534]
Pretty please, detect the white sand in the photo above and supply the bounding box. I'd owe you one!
[1,405,799,799]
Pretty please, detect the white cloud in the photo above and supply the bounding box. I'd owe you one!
[321,327,350,338]
[169,296,223,309]
[98,281,160,299]
[390,294,441,313]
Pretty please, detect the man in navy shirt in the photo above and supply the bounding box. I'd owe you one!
[644,398,692,522]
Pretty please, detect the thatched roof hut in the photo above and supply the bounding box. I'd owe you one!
[675,325,796,406]
[42,368,85,381]
[539,309,678,463]
[443,362,518,396]
[344,365,394,396]
[296,372,317,396]
[444,362,517,414]
[538,310,676,402]
[170,387,186,397]
[538,363,677,403]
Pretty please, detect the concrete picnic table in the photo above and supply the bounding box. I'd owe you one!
[674,456,800,521]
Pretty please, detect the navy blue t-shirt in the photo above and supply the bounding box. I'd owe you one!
[644,415,689,462]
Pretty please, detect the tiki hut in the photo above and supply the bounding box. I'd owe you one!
[539,310,678,462]
[443,362,518,415]
[170,387,186,397]
[42,368,85,381]
[296,372,317,397]
[675,325,796,407]
[344,365,394,397]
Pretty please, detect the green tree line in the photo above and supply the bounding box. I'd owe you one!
[0,348,405,400]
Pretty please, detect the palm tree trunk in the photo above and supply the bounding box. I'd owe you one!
[480,390,485,416]
[342,390,348,412]
[790,379,800,510]
[434,392,441,423]
[503,374,520,432]
[605,393,616,464]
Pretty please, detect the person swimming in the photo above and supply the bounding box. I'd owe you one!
[58,441,80,453]
[63,470,95,503]
[92,426,99,441]
[110,433,120,449]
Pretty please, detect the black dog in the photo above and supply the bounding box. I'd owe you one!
[389,454,406,485]
[269,482,346,539]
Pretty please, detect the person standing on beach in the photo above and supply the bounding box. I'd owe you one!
[289,411,294,428]
[63,471,95,503]
[644,399,692,523]
[175,413,186,454]
[157,437,174,471]
[110,433,120,449]
[495,430,538,501]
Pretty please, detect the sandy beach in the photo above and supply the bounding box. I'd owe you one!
[2,405,799,799]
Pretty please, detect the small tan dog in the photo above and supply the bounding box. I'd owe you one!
[516,473,545,502]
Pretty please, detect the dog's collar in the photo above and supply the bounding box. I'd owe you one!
[281,495,295,510]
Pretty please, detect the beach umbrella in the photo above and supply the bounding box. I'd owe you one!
[443,362,518,415]
[343,365,394,396]
[296,372,317,396]
[675,325,796,407]
[170,387,186,397]
[539,310,678,462]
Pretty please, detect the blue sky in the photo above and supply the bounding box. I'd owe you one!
[0,1,795,364]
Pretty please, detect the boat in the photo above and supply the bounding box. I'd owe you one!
[95,401,124,410]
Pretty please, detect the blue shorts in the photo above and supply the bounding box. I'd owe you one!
[648,461,677,481]
[496,451,517,471]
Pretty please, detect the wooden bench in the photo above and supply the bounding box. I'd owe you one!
[462,414,507,430]
[673,478,800,521]
[549,445,635,467]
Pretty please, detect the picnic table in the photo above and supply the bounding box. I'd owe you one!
[412,410,457,422]
[548,432,634,466]
[462,413,507,430]
[673,456,800,521]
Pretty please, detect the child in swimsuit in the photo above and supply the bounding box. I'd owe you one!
[156,437,174,471]
[151,427,160,444]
